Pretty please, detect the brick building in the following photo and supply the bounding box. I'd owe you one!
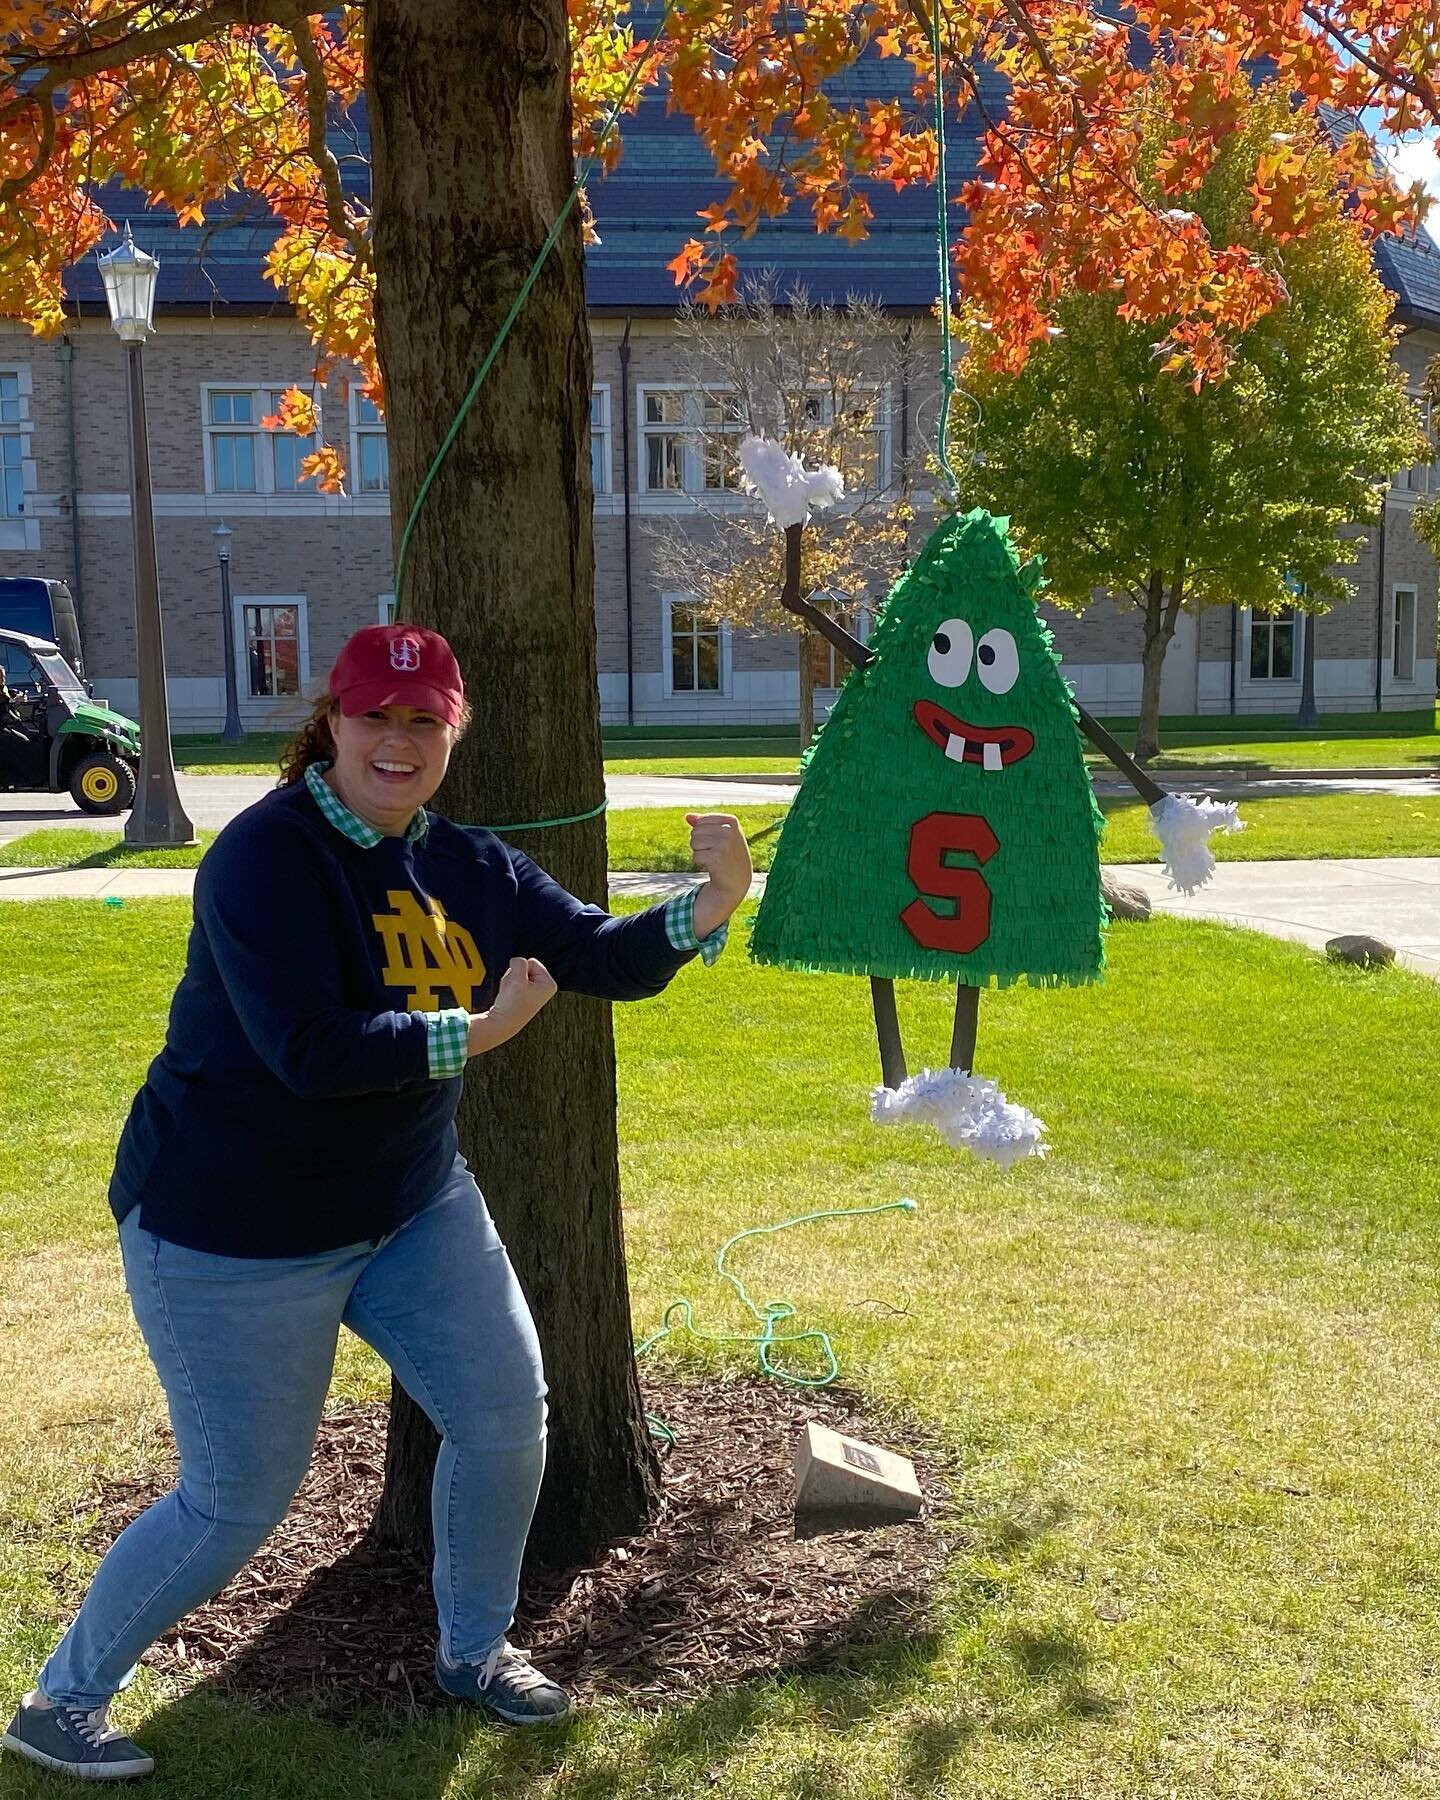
[1,62,1435,732]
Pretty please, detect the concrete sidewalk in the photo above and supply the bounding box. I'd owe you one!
[0,772,803,848]
[4,858,1436,982]
[4,767,1438,851]
[1109,857,1440,979]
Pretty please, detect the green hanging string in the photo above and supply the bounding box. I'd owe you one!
[930,0,959,499]
[635,1198,919,1399]
[392,0,681,607]
[475,796,609,835]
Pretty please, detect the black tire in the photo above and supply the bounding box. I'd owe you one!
[69,751,137,816]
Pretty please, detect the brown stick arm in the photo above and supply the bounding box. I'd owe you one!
[1074,703,1166,807]
[779,523,873,670]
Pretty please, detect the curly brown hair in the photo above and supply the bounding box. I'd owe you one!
[277,694,339,788]
[276,691,471,787]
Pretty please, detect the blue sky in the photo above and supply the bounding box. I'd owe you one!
[1382,134,1440,240]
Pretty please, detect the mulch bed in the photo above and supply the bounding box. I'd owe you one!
[58,1375,959,1718]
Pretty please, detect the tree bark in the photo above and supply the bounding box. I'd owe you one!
[362,0,658,1570]
[1133,566,1184,763]
[798,630,815,753]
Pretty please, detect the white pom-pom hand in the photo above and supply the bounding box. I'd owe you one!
[738,434,844,529]
[1148,793,1243,895]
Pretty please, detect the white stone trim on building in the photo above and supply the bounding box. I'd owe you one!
[0,363,40,553]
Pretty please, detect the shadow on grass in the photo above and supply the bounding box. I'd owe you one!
[0,837,207,875]
[97,1599,1111,1800]
[15,1485,1117,1800]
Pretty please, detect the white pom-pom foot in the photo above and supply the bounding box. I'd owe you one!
[870,1067,1047,1168]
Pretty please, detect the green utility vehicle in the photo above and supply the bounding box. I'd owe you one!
[0,627,140,814]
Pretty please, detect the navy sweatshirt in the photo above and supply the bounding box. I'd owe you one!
[109,780,695,1256]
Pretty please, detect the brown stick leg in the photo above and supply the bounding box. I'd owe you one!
[870,977,907,1089]
[950,984,979,1072]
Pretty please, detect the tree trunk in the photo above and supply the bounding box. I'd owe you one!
[798,630,815,753]
[363,0,658,1570]
[1133,567,1179,763]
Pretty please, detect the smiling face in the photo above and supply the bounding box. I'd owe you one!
[750,509,1106,987]
[328,702,456,835]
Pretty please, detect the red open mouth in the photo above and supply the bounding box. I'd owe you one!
[912,700,1035,769]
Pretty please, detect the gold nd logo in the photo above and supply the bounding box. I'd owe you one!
[371,891,486,1011]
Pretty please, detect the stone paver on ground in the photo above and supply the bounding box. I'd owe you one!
[3,857,1435,983]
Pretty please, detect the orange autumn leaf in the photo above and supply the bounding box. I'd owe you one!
[666,237,708,284]
[0,0,1434,397]
[299,444,347,494]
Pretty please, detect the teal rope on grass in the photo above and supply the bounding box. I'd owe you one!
[635,1198,919,1434]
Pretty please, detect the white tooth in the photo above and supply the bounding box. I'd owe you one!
[983,742,1003,772]
[945,733,968,764]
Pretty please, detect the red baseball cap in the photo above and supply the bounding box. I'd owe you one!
[328,624,465,728]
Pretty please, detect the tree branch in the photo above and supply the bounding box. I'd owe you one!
[1,0,318,125]
[289,17,370,259]
[1299,6,1440,125]
[0,87,56,209]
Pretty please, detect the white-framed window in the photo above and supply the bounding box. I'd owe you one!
[351,392,389,495]
[638,386,744,494]
[1,372,26,519]
[1248,607,1298,680]
[204,387,321,496]
[663,595,730,697]
[378,592,397,625]
[799,387,891,492]
[0,367,37,549]
[589,385,611,494]
[700,389,744,491]
[1395,395,1440,494]
[236,597,309,699]
[1393,585,1418,682]
[808,599,873,690]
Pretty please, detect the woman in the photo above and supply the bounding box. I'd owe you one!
[4,622,752,1782]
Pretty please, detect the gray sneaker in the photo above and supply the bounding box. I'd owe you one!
[434,1641,572,1724]
[2,1691,154,1781]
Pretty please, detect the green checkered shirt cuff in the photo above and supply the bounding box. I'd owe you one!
[664,888,728,966]
[425,1009,471,1081]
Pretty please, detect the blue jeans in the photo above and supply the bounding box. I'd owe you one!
[39,1156,547,1708]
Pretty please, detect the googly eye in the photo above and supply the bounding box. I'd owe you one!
[976,628,1019,695]
[927,619,974,688]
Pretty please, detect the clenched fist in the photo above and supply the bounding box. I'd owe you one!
[685,812,752,941]
[467,956,557,1056]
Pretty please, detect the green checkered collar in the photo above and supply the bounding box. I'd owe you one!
[305,761,430,848]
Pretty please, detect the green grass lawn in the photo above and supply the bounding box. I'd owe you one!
[602,795,1440,874]
[0,830,214,870]
[3,791,1437,879]
[170,709,1440,778]
[2,900,1440,1796]
[171,733,288,775]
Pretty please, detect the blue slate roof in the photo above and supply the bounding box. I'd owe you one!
[59,28,1440,331]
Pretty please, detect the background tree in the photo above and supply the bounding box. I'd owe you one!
[0,1,1434,1573]
[955,88,1428,761]
[647,283,924,750]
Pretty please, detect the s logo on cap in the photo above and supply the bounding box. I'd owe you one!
[389,635,421,673]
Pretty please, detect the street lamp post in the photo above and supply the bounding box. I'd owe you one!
[97,224,195,846]
[1284,573,1319,730]
[213,520,244,745]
